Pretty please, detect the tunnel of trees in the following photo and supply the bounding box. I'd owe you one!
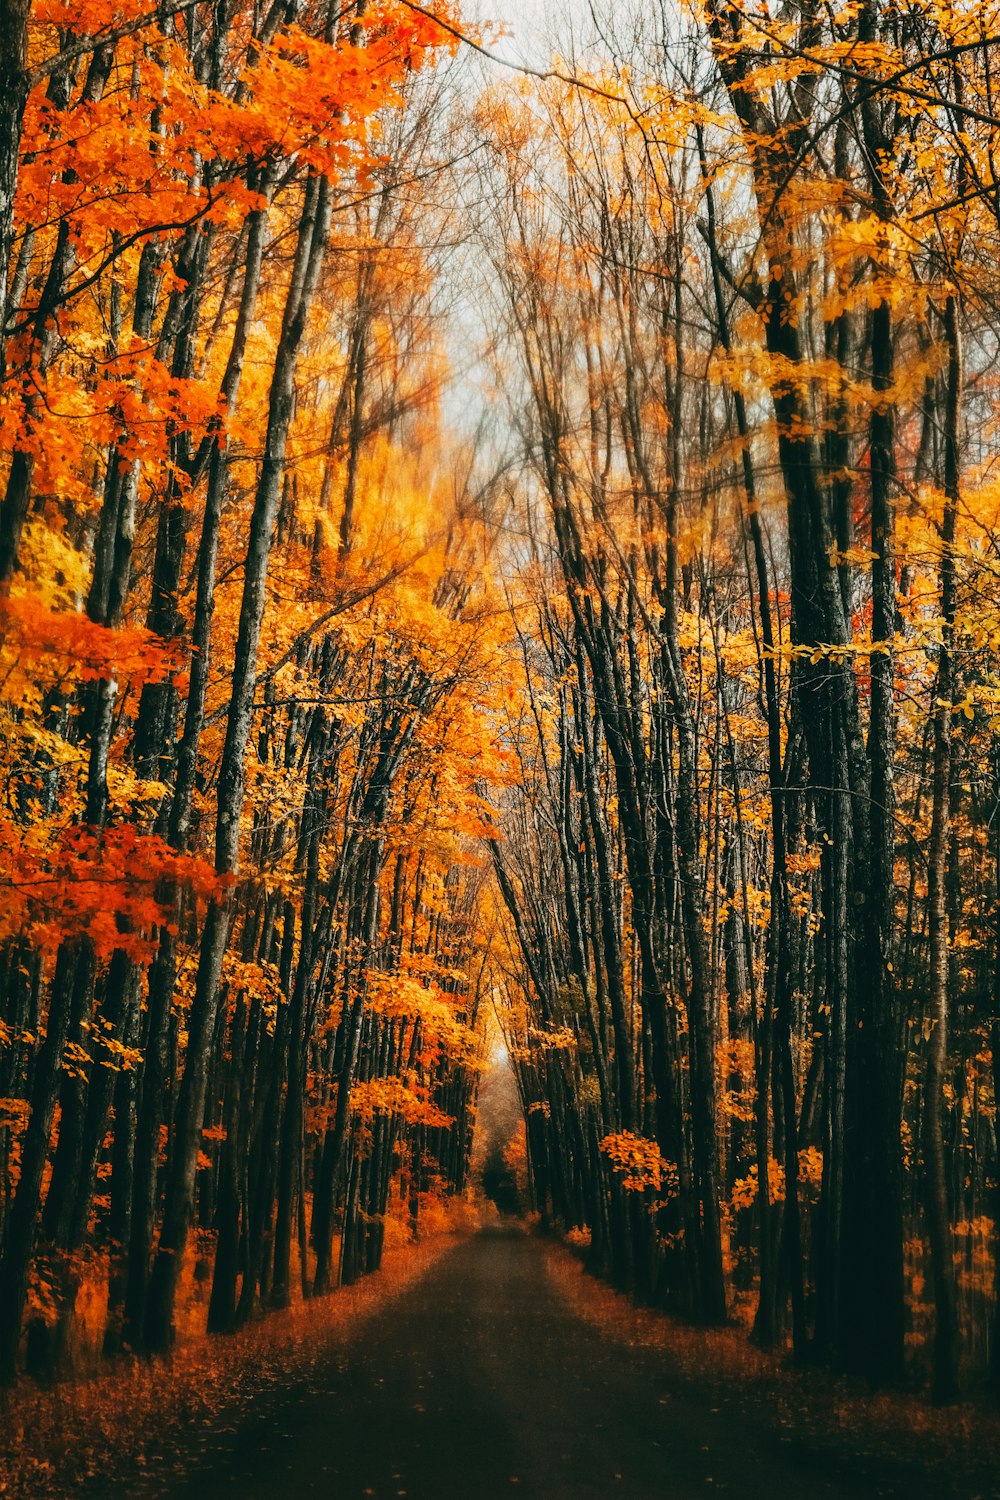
[0,0,999,1411]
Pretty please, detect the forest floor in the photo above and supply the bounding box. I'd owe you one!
[4,1223,993,1500]
[3,1223,998,1498]
[0,1226,466,1499]
[545,1236,1000,1500]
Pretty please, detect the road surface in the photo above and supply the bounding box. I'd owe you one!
[171,1228,951,1500]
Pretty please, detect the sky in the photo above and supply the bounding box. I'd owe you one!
[465,0,553,68]
[430,0,612,446]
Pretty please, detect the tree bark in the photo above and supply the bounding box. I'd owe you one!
[143,170,333,1351]
[924,291,962,1403]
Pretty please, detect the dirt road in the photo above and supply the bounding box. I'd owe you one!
[152,1227,984,1500]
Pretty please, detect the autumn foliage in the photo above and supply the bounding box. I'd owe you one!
[2,0,1000,1424]
[482,0,1000,1403]
[0,0,505,1387]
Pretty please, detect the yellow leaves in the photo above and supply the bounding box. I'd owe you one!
[221,956,284,1026]
[105,766,169,821]
[92,1030,143,1073]
[527,1025,577,1051]
[16,520,89,611]
[710,347,876,418]
[767,637,880,667]
[945,688,977,723]
[828,545,877,570]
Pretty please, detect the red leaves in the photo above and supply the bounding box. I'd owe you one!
[0,821,223,959]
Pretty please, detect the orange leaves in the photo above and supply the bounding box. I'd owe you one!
[730,1147,825,1213]
[0,595,185,691]
[10,0,459,395]
[0,821,223,960]
[32,0,157,29]
[0,353,221,527]
[351,1074,454,1129]
[17,60,190,254]
[599,1131,678,1197]
[111,356,229,465]
[366,971,480,1068]
[228,6,459,173]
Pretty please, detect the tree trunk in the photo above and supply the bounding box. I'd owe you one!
[0,0,31,379]
[924,291,962,1403]
[143,171,332,1350]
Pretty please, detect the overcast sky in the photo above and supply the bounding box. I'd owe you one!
[465,0,552,65]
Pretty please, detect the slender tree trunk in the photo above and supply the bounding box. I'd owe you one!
[840,29,905,1382]
[0,43,114,582]
[0,0,31,379]
[0,945,82,1382]
[142,171,332,1350]
[924,291,962,1403]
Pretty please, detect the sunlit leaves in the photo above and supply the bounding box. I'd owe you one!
[600,1132,678,1197]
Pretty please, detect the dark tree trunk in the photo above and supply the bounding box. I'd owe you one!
[143,172,332,1350]
[924,292,962,1403]
[0,944,83,1383]
[0,0,30,380]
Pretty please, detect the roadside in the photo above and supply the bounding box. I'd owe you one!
[0,1227,468,1499]
[543,1236,1000,1500]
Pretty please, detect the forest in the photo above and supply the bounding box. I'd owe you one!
[0,0,999,1468]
